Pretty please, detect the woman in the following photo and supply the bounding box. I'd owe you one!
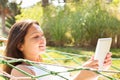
[4,20,112,80]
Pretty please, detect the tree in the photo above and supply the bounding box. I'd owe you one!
[0,0,21,35]
[6,1,21,29]
[0,0,9,35]
[42,0,49,7]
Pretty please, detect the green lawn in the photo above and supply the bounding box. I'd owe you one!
[45,46,120,80]
[0,76,6,80]
[0,46,120,80]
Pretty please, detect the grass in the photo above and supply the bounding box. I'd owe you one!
[45,46,120,80]
[46,46,120,66]
[0,77,6,80]
[0,46,120,80]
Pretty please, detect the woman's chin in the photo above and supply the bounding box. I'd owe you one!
[39,50,46,54]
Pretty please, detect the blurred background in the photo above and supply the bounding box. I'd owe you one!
[0,0,120,79]
[1,0,120,48]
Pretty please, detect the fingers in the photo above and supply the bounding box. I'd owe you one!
[90,60,98,65]
[104,52,112,63]
[103,52,112,69]
[90,60,99,69]
[106,52,112,58]
[104,57,111,62]
[104,59,112,66]
[83,59,99,69]
[86,52,112,70]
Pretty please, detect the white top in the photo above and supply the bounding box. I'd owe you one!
[26,64,71,80]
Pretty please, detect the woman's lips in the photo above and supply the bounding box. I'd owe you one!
[39,46,46,50]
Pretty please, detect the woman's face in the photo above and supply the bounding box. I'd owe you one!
[19,24,46,59]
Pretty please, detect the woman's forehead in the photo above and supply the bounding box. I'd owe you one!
[27,24,43,35]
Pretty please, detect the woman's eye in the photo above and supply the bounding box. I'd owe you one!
[34,35,39,38]
[33,34,45,39]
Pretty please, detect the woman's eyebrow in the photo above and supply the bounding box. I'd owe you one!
[30,31,43,35]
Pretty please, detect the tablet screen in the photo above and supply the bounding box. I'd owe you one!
[94,38,112,70]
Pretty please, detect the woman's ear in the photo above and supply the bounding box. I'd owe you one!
[17,43,24,51]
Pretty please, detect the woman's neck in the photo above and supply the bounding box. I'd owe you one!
[36,55,43,62]
[22,55,43,65]
[24,55,43,62]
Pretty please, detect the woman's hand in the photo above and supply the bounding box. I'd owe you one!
[73,57,99,80]
[103,52,112,70]
[73,52,112,80]
[82,57,98,69]
[83,52,112,70]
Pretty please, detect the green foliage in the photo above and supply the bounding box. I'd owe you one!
[41,0,120,47]
[4,2,22,29]
[15,0,120,48]
[68,2,87,46]
[69,0,120,47]
[8,2,21,15]
[0,76,8,80]
[84,7,112,45]
[85,3,120,46]
[5,16,16,29]
[0,0,8,8]
[70,12,85,46]
[16,3,43,23]
[42,6,71,46]
[112,0,120,5]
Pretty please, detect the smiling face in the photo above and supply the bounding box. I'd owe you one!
[19,23,46,60]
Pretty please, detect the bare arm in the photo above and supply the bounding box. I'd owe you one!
[10,65,35,80]
[72,53,112,80]
[73,59,99,80]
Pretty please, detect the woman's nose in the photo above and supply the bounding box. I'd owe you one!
[39,36,46,44]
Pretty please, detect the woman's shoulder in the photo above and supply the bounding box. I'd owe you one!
[11,64,35,77]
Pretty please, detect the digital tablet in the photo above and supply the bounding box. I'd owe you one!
[94,38,112,70]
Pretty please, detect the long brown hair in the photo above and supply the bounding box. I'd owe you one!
[4,20,39,74]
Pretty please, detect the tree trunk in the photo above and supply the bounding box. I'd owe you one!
[64,0,66,2]
[42,0,49,7]
[90,38,98,47]
[117,35,120,48]
[1,7,6,34]
[111,35,116,48]
[1,7,8,35]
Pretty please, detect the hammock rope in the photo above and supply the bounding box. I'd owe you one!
[0,50,120,80]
